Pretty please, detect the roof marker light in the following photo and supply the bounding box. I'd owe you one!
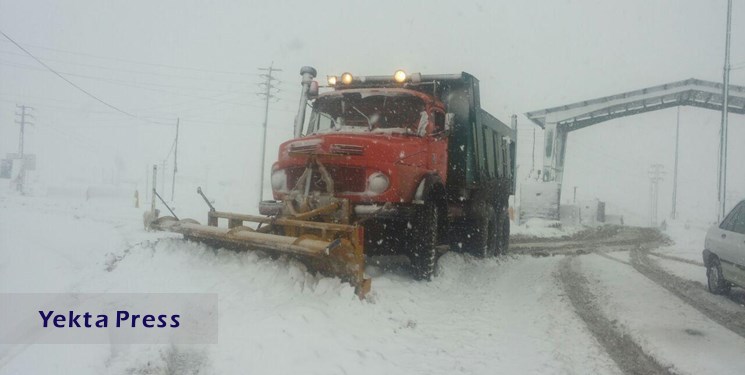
[393,70,407,83]
[341,72,354,85]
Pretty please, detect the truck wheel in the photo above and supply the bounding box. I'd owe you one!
[411,202,439,281]
[706,257,731,295]
[470,207,497,258]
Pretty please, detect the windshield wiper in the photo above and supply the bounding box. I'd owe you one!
[319,112,338,129]
[350,106,373,130]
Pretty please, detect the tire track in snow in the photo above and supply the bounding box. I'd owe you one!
[646,252,704,267]
[512,226,668,258]
[593,251,630,266]
[629,248,745,339]
[558,256,671,375]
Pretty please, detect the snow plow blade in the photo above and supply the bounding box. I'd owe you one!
[148,210,371,298]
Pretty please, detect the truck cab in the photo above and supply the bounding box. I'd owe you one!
[272,88,448,205]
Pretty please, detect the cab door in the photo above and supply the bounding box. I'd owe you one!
[428,110,449,180]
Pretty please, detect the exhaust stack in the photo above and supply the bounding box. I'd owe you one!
[294,66,317,138]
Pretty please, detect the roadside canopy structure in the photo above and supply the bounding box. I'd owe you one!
[525,78,745,184]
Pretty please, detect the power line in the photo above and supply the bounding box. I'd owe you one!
[0,49,255,85]
[0,30,171,126]
[0,59,251,97]
[0,97,290,129]
[0,38,253,77]
[1,30,137,118]
[0,60,298,117]
[134,91,260,113]
[163,135,177,161]
[0,83,267,121]
[34,120,112,156]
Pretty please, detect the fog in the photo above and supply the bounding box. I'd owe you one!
[1,0,743,225]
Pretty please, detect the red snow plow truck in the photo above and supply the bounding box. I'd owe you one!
[146,67,516,297]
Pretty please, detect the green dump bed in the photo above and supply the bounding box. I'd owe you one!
[431,73,516,200]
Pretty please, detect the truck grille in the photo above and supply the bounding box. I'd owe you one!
[330,144,364,155]
[286,166,366,193]
[289,143,320,153]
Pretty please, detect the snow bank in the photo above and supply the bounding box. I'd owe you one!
[656,219,711,264]
[0,193,619,374]
[510,218,583,239]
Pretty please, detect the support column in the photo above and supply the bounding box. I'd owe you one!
[542,122,557,181]
[542,122,568,186]
[555,128,568,185]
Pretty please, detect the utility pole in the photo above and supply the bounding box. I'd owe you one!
[14,105,34,193]
[171,118,179,202]
[161,160,166,193]
[717,0,733,221]
[649,164,665,227]
[145,165,150,201]
[671,106,680,220]
[256,62,282,204]
[151,164,157,213]
[531,127,536,176]
[157,122,177,198]
[573,186,577,204]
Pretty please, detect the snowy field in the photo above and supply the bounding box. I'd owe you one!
[2,189,745,375]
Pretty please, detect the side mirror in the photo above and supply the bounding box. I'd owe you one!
[307,81,319,99]
[444,113,456,131]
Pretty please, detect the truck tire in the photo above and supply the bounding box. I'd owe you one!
[497,207,510,255]
[469,206,497,258]
[411,201,439,281]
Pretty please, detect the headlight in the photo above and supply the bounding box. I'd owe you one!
[367,172,389,194]
[327,76,338,86]
[271,169,287,192]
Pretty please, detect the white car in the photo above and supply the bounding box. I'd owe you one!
[703,200,745,294]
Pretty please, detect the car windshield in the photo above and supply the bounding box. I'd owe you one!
[308,92,426,135]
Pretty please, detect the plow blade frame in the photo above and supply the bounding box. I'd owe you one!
[150,210,371,298]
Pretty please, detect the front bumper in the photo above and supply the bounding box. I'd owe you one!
[353,203,417,220]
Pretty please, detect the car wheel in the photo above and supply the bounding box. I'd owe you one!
[706,257,731,295]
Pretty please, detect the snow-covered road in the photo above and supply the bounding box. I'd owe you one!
[1,193,745,374]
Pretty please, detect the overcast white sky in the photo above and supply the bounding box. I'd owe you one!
[0,0,743,225]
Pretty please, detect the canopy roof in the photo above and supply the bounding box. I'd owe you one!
[526,78,745,132]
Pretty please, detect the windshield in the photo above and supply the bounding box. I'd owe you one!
[308,92,426,135]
